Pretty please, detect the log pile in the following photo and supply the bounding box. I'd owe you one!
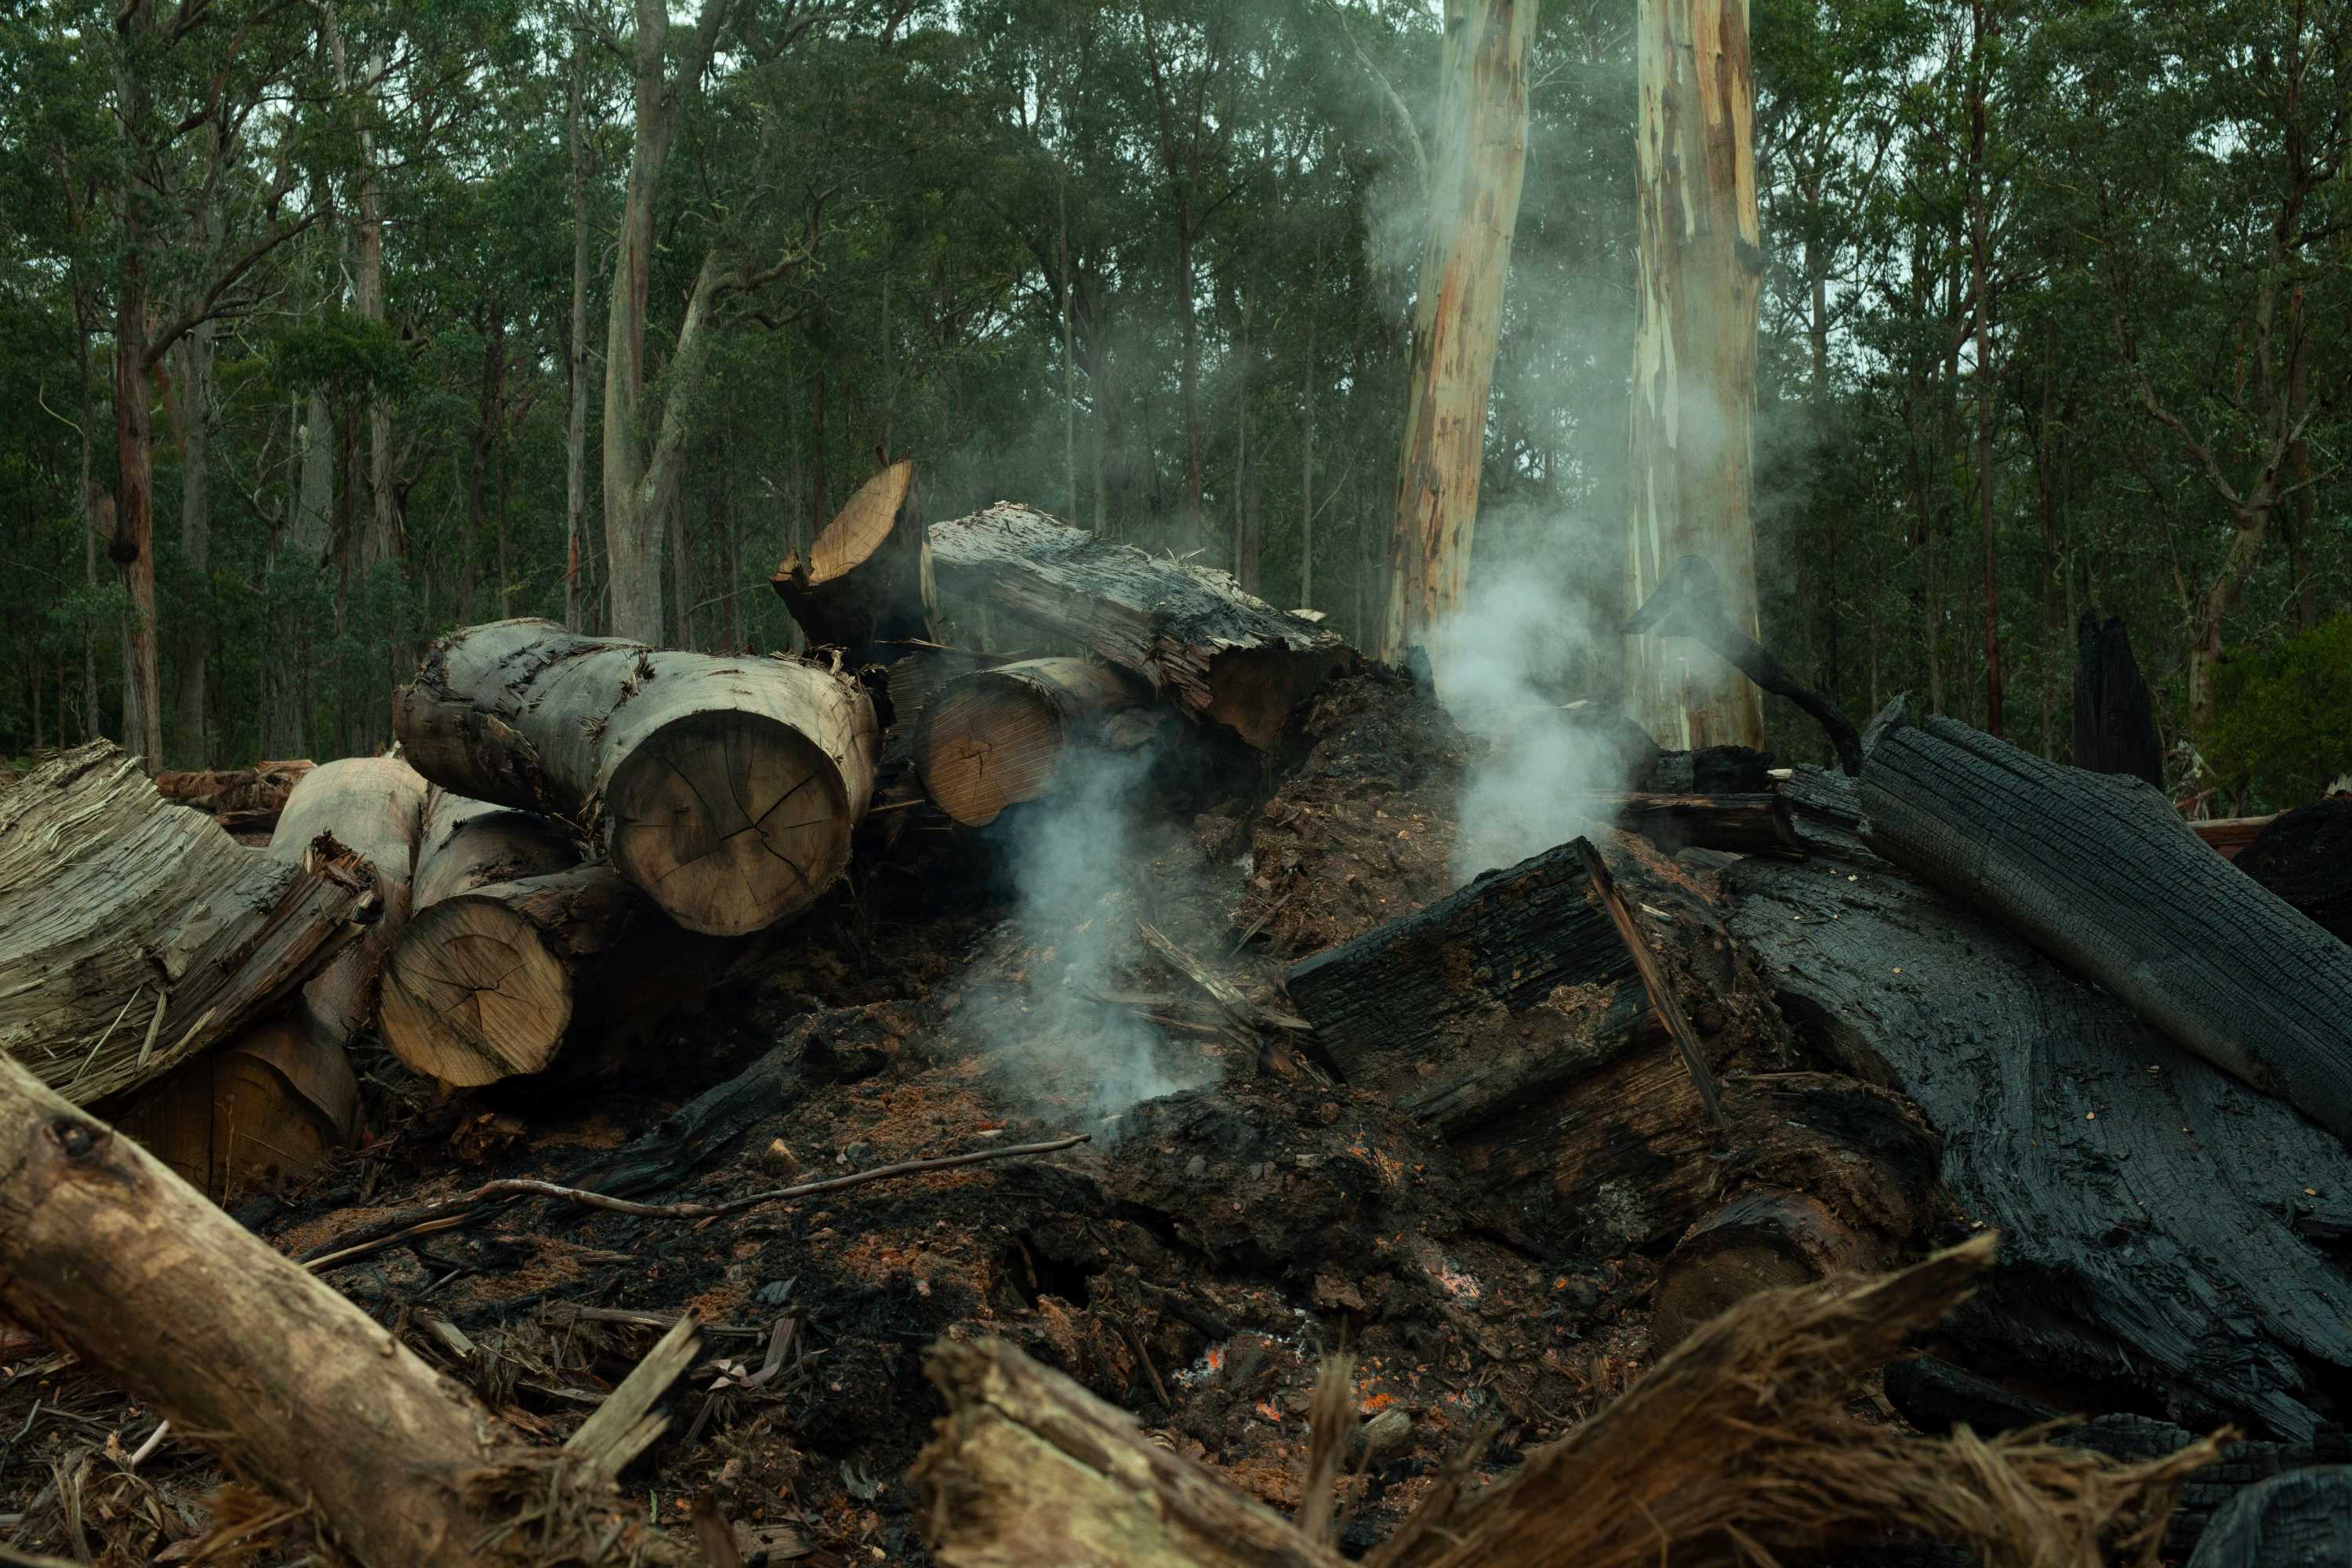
[7,506,2350,1568]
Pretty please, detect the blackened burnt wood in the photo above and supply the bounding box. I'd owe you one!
[1283,840,1642,1128]
[1725,810,2352,1439]
[2072,612,2163,788]
[2186,1468,2352,1568]
[769,459,934,662]
[1575,837,1726,1131]
[1860,701,2352,1144]
[2237,797,2352,943]
[927,503,1354,750]
[1598,792,1806,858]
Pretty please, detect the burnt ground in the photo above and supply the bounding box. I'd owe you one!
[0,676,1705,1565]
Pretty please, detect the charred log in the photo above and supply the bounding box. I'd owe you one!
[1599,792,1806,858]
[1860,699,2352,1145]
[1730,770,2352,1439]
[393,618,880,936]
[2235,797,2352,944]
[927,503,1354,750]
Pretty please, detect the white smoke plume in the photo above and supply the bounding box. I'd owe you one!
[962,744,1221,1137]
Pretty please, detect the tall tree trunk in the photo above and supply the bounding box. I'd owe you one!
[2284,282,2316,633]
[1301,236,1319,608]
[73,257,100,739]
[1624,0,1764,748]
[1380,0,1537,662]
[111,0,162,768]
[564,31,594,632]
[169,322,215,766]
[1178,209,1202,539]
[463,301,503,627]
[1060,175,1077,522]
[1968,0,2001,738]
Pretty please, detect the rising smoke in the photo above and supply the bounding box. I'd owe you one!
[962,742,1221,1137]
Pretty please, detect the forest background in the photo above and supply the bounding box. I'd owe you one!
[1,0,2346,811]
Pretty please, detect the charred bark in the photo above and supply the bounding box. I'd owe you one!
[1859,701,2352,1145]
[769,459,934,662]
[2071,613,2162,787]
[1730,770,2352,1438]
[394,619,880,936]
[2234,797,2352,944]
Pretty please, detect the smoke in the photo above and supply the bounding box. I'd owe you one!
[1430,502,1634,884]
[962,744,1221,1137]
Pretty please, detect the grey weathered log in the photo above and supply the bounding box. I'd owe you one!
[0,743,376,1105]
[1859,699,2352,1145]
[1730,769,2352,1439]
[393,619,880,936]
[928,503,1354,750]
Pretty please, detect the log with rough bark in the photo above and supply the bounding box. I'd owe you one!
[0,743,376,1105]
[927,503,1354,750]
[2073,612,2162,788]
[407,785,582,907]
[1729,768,2352,1439]
[393,618,880,936]
[914,1243,2214,1568]
[1859,700,2352,1145]
[1599,791,1805,858]
[2186,1468,2352,1568]
[770,458,935,661]
[2235,797,2352,943]
[152,757,314,833]
[0,1052,673,1567]
[913,657,1167,826]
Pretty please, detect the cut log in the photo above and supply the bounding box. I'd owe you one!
[913,657,1167,826]
[1859,699,2352,1145]
[2183,1468,2352,1568]
[409,785,581,909]
[111,1016,362,1202]
[0,742,376,1105]
[2235,797,2352,943]
[2072,612,2162,788]
[2194,815,2278,858]
[0,1051,671,1568]
[152,757,314,832]
[1729,769,2352,1439]
[272,753,430,1043]
[770,458,935,661]
[381,862,739,1087]
[393,618,880,936]
[881,642,1023,770]
[927,503,1354,750]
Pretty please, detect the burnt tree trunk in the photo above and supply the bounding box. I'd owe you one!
[0,743,376,1105]
[394,618,879,936]
[1730,769,2352,1438]
[1860,701,2352,1145]
[913,657,1165,826]
[2235,798,2352,944]
[927,504,1353,751]
[2071,612,2161,787]
[2186,1469,2352,1568]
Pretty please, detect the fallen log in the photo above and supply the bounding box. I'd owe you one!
[152,757,314,833]
[2186,1468,2352,1568]
[393,618,880,936]
[381,861,738,1086]
[882,642,1022,770]
[2073,612,2163,788]
[1859,699,2352,1145]
[0,743,376,1105]
[1730,769,2352,1438]
[0,1051,669,1567]
[408,785,581,907]
[927,503,1354,750]
[2235,797,2352,943]
[770,459,935,662]
[913,657,1167,826]
[270,754,430,1044]
[914,1242,2214,1568]
[2193,815,2278,858]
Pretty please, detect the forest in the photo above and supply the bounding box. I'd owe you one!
[1,0,2347,809]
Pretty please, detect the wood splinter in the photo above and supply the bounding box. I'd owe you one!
[1572,836,1726,1134]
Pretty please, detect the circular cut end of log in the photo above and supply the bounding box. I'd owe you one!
[379,898,572,1087]
[1650,1191,1858,1353]
[808,459,913,585]
[604,710,852,936]
[913,681,1068,827]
